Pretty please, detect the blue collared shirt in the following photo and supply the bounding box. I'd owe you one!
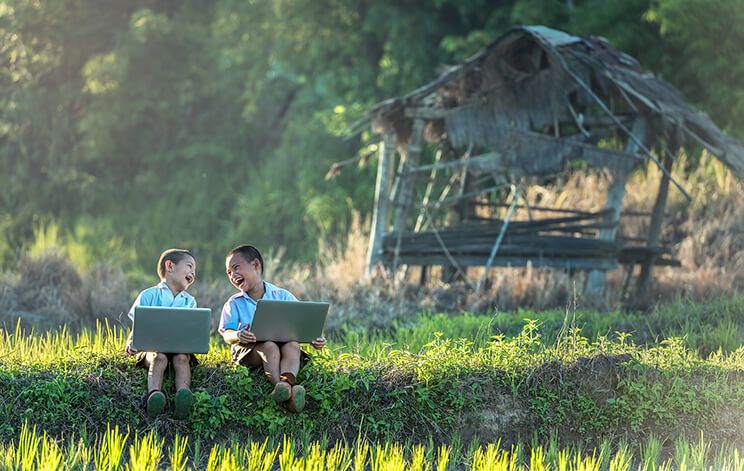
[218,281,296,333]
[128,280,197,321]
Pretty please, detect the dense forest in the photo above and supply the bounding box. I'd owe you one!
[1,0,742,279]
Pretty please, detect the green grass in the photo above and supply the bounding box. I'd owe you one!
[335,295,744,356]
[0,297,742,468]
[1,422,742,470]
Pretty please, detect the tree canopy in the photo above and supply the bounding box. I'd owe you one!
[1,0,742,278]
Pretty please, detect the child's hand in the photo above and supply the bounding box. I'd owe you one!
[238,329,256,345]
[125,342,138,356]
[310,336,326,350]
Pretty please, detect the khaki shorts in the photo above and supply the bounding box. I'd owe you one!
[135,352,199,369]
[231,342,310,368]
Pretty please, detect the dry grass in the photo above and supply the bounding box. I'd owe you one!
[269,153,744,327]
[1,155,741,330]
[625,153,744,299]
[0,252,131,329]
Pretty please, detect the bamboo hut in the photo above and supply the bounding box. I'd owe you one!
[350,26,744,296]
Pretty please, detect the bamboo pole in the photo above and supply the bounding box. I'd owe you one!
[392,118,425,272]
[636,150,673,298]
[476,187,519,293]
[586,117,646,297]
[366,132,395,274]
[414,148,443,232]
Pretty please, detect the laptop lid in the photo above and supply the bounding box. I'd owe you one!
[250,300,329,343]
[132,306,211,354]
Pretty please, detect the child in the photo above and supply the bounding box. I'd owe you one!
[219,244,326,413]
[125,248,198,419]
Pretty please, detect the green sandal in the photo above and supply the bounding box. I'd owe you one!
[270,381,292,403]
[174,388,194,420]
[286,385,306,413]
[146,390,166,417]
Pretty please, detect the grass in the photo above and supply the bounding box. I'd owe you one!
[0,297,742,468]
[335,295,744,356]
[1,311,743,443]
[0,423,742,470]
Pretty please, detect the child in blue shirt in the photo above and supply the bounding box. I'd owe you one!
[125,248,198,419]
[219,244,326,413]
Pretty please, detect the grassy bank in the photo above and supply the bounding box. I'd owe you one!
[1,315,742,448]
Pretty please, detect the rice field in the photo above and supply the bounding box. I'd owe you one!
[1,422,743,470]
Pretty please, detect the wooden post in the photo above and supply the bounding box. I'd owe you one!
[636,150,673,299]
[586,117,647,297]
[443,145,474,282]
[392,118,425,271]
[366,132,395,274]
[415,148,443,286]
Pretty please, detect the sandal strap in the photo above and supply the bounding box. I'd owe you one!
[279,372,296,386]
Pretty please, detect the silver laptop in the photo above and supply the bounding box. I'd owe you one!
[132,306,211,354]
[250,300,329,343]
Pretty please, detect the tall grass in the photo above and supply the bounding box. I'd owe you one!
[1,304,742,374]
[1,423,742,470]
[0,319,126,367]
[2,153,741,334]
[5,295,740,363]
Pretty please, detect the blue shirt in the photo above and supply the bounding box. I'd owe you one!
[218,281,296,333]
[128,280,197,321]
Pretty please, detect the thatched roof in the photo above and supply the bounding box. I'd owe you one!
[366,25,744,180]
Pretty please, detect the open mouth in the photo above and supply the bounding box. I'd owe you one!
[232,276,244,288]
[185,275,194,284]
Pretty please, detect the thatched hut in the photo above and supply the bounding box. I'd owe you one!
[354,26,744,296]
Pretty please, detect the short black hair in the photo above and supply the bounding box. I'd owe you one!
[157,249,195,279]
[227,244,264,274]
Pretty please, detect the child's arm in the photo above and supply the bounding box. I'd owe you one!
[124,330,137,355]
[221,328,256,345]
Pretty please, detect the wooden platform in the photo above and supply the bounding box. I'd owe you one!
[380,214,679,271]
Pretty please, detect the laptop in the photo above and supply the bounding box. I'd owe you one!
[132,306,211,354]
[250,300,330,343]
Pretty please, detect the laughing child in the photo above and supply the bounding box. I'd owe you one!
[125,248,198,419]
[218,244,326,413]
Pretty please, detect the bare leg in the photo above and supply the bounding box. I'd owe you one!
[255,342,280,384]
[147,352,168,392]
[237,342,291,403]
[280,342,306,413]
[279,342,301,378]
[172,354,191,391]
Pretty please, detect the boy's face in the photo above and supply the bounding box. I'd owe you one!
[225,253,261,293]
[165,255,196,292]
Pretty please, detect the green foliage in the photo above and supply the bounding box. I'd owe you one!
[27,220,136,274]
[337,295,744,356]
[0,298,743,468]
[18,377,89,430]
[646,0,744,137]
[189,389,234,439]
[0,300,742,448]
[4,0,741,276]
